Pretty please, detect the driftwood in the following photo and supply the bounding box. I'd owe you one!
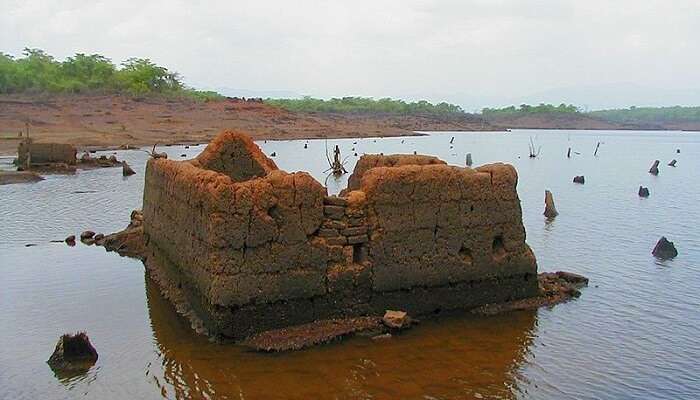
[149,144,167,159]
[528,136,541,158]
[323,140,348,178]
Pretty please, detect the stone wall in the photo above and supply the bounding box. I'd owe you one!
[17,141,77,166]
[142,130,538,340]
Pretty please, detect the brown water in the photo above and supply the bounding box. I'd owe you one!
[1,130,699,399]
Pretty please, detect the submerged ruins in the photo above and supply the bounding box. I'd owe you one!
[139,130,541,341]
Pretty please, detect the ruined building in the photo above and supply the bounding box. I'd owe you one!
[142,130,538,340]
[17,140,77,167]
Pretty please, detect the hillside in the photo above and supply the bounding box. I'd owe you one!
[481,104,697,131]
[484,111,635,130]
[590,106,700,131]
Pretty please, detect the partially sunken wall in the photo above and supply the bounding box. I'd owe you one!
[17,142,77,166]
[143,130,538,340]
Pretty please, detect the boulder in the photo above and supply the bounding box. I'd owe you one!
[668,159,677,167]
[122,161,136,176]
[80,231,95,240]
[652,237,678,259]
[638,186,650,197]
[382,310,411,330]
[649,160,660,175]
[573,175,585,184]
[47,332,98,373]
[543,190,558,218]
[65,235,76,246]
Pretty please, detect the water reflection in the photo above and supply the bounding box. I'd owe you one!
[146,274,538,399]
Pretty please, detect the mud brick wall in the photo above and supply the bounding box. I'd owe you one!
[358,162,536,293]
[143,131,329,310]
[142,130,538,339]
[17,142,77,165]
[344,154,445,193]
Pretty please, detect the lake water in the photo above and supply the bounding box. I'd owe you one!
[1,129,699,399]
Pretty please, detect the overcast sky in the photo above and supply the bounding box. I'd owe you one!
[2,0,699,109]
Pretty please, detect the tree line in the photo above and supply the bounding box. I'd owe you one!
[482,103,580,116]
[0,48,220,100]
[265,96,466,116]
[589,106,700,124]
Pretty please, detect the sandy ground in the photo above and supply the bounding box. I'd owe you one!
[0,95,496,156]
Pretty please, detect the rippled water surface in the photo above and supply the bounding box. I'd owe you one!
[1,129,699,399]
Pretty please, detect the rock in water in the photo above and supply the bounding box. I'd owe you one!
[649,160,660,175]
[676,149,681,154]
[668,159,677,167]
[122,161,135,176]
[638,186,650,197]
[80,231,95,240]
[652,237,678,259]
[573,175,585,184]
[382,310,411,329]
[466,153,473,166]
[544,190,558,218]
[47,332,98,373]
[65,235,76,246]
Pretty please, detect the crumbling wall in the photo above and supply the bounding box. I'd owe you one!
[344,154,445,193]
[17,142,77,166]
[189,130,278,182]
[360,162,534,291]
[143,132,538,340]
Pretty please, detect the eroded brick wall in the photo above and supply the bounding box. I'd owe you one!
[142,131,538,339]
[143,132,328,311]
[358,162,536,292]
[17,142,77,165]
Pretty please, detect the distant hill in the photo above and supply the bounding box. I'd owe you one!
[590,106,700,131]
[481,103,700,131]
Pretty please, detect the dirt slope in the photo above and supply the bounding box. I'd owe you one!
[0,95,496,155]
[485,112,641,130]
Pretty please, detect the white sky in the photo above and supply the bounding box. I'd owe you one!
[2,0,699,109]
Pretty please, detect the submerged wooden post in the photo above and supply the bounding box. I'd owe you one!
[567,147,571,158]
[544,190,558,219]
[594,142,601,156]
[649,160,660,175]
[331,145,347,176]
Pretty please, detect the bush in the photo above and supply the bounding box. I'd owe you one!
[0,48,221,100]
